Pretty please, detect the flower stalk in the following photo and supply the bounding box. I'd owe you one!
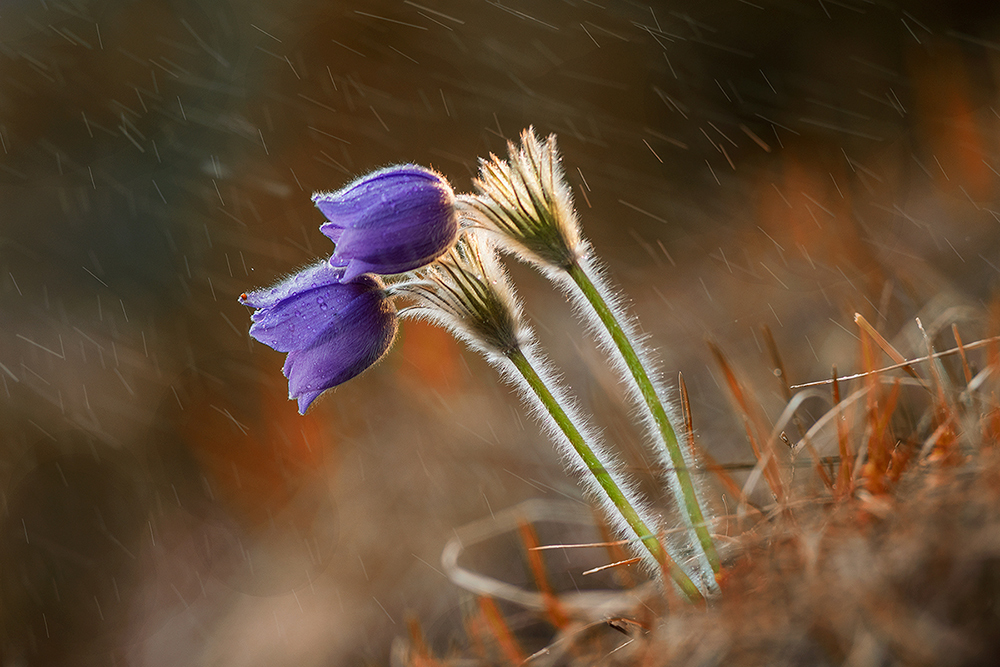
[567,261,721,574]
[397,231,704,600]
[506,346,703,602]
[470,128,720,581]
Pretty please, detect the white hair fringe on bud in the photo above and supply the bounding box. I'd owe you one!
[467,128,587,272]
[393,229,530,361]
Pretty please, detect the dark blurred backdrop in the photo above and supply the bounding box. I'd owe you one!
[2,0,1000,664]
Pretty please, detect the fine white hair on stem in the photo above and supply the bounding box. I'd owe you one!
[466,221,715,585]
[392,229,699,583]
[559,255,715,586]
[465,129,718,591]
[491,342,671,576]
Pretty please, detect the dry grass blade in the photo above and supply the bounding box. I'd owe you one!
[709,341,787,503]
[761,325,794,402]
[984,302,1000,448]
[859,322,883,492]
[477,596,526,665]
[679,372,757,511]
[952,324,973,388]
[916,318,960,463]
[761,326,833,491]
[863,378,901,494]
[594,512,639,589]
[582,557,643,575]
[854,313,922,381]
[518,518,570,629]
[677,371,697,459]
[790,334,1000,389]
[405,616,444,667]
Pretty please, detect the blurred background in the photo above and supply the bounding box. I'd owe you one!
[2,0,1000,664]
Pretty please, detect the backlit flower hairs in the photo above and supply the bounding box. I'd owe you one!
[239,131,719,599]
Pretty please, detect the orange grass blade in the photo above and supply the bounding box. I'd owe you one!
[797,431,835,492]
[985,402,1000,449]
[987,299,1000,447]
[709,341,787,503]
[952,324,973,388]
[854,313,921,381]
[464,605,489,662]
[678,371,697,458]
[860,321,881,491]
[406,616,444,667]
[761,325,793,401]
[478,596,526,665]
[916,318,960,462]
[988,299,1000,379]
[679,373,759,509]
[518,519,570,629]
[864,378,901,494]
[760,327,834,491]
[887,437,916,484]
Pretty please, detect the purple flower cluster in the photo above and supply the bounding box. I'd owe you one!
[240,166,459,412]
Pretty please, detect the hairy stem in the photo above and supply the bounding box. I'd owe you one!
[507,347,704,602]
[566,261,720,575]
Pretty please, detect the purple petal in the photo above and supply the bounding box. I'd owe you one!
[239,261,344,310]
[312,165,447,227]
[328,203,457,261]
[282,295,398,413]
[312,164,458,277]
[243,263,384,352]
[294,389,325,414]
[340,259,383,284]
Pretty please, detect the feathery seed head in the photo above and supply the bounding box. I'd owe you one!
[394,228,529,359]
[469,128,585,271]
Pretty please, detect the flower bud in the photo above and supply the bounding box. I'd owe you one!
[240,261,398,413]
[395,229,529,361]
[313,165,460,282]
[469,128,584,272]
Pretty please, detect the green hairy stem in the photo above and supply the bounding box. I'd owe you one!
[507,347,704,603]
[567,261,721,576]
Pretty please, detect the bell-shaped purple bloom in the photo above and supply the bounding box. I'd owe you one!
[313,165,459,282]
[239,261,398,413]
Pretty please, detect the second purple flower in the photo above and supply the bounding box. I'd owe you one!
[313,165,460,283]
[240,261,398,413]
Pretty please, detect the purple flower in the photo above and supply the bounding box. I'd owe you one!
[239,261,398,413]
[313,165,459,282]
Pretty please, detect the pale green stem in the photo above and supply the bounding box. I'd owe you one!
[566,262,721,574]
[507,347,704,602]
